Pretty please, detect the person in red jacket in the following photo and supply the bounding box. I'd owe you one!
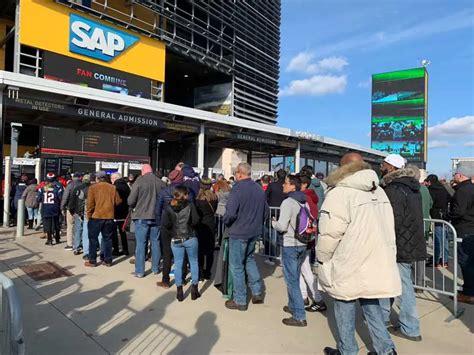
[298,174,327,312]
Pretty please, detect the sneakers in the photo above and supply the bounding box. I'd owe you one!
[84,261,99,267]
[82,254,89,261]
[45,240,53,246]
[388,326,422,341]
[282,317,307,327]
[251,294,264,304]
[283,306,292,314]
[323,347,341,355]
[225,300,248,311]
[169,269,175,277]
[458,293,474,305]
[134,273,144,278]
[73,249,82,256]
[64,245,73,251]
[303,298,310,307]
[103,261,113,267]
[156,281,171,289]
[305,300,327,312]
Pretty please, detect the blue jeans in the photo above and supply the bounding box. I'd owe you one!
[434,225,450,263]
[282,246,307,321]
[229,236,263,305]
[171,237,199,287]
[380,262,420,337]
[134,220,161,276]
[73,214,83,251]
[334,298,395,355]
[82,218,103,256]
[26,207,39,221]
[88,219,114,264]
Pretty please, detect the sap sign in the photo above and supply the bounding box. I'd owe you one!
[69,14,138,62]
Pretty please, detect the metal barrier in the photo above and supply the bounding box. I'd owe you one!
[413,218,463,318]
[0,273,25,355]
[214,207,282,260]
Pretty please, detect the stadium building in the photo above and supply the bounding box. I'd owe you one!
[0,0,385,182]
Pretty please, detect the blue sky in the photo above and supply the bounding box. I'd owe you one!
[278,0,474,177]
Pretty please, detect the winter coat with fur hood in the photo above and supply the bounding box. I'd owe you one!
[381,167,426,263]
[316,161,401,301]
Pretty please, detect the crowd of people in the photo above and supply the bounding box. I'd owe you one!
[9,153,474,354]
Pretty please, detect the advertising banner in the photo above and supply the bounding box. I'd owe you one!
[371,68,428,163]
[43,51,151,99]
[19,0,165,82]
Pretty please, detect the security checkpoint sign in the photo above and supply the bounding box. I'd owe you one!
[101,162,122,169]
[19,0,165,82]
[12,158,36,166]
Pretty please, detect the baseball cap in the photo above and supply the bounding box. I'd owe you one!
[95,171,107,179]
[46,172,56,182]
[384,154,406,169]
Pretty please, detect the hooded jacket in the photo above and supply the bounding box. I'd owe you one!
[22,184,39,209]
[310,177,325,210]
[316,161,401,301]
[60,178,82,211]
[272,191,308,247]
[381,167,426,262]
[161,200,200,239]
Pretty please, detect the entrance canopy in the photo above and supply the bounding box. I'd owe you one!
[0,70,386,174]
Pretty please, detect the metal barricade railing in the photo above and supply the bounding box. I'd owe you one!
[413,218,463,318]
[0,273,25,355]
[257,207,281,260]
[214,208,282,260]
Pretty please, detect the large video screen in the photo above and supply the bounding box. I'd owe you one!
[371,68,427,162]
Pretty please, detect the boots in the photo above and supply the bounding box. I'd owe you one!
[176,286,184,302]
[191,284,201,300]
[28,220,33,230]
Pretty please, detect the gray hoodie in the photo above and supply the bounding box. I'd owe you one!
[272,191,307,247]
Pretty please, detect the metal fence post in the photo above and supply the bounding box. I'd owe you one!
[3,156,11,228]
[16,199,25,239]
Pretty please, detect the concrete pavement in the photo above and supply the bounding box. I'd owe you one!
[0,228,473,354]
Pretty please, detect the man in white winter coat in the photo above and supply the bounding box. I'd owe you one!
[317,153,401,355]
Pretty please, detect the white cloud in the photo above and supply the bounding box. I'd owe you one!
[428,116,474,139]
[464,142,474,147]
[280,75,347,97]
[428,140,451,149]
[286,52,348,74]
[358,79,371,88]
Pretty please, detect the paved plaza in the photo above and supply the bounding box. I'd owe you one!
[1,229,472,355]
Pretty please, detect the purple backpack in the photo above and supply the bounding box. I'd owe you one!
[294,202,317,244]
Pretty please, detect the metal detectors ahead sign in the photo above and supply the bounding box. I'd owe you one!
[69,14,138,62]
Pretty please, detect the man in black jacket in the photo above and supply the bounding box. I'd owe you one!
[379,154,425,342]
[265,169,287,264]
[111,173,131,256]
[448,162,474,304]
[425,174,452,267]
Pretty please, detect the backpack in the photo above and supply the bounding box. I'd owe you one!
[294,202,317,244]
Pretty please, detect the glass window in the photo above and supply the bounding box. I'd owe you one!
[271,156,284,171]
[315,160,327,176]
[286,156,295,173]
